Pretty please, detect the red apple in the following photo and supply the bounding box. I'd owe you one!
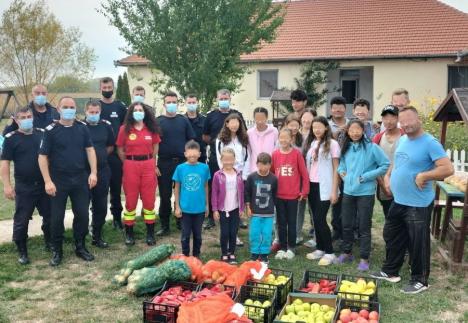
[350,312,359,320]
[341,309,352,316]
[369,311,379,320]
[340,314,351,323]
[369,320,378,323]
[359,309,369,319]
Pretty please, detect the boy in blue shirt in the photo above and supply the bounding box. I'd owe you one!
[173,140,210,257]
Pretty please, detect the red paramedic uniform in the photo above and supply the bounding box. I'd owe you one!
[116,125,161,226]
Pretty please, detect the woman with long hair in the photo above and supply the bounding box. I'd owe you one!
[116,103,161,246]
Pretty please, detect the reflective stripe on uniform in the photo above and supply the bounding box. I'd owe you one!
[143,209,156,221]
[123,209,136,222]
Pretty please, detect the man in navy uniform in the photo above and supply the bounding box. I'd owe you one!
[0,107,51,264]
[99,77,127,230]
[38,97,97,266]
[185,94,207,163]
[84,100,115,248]
[3,84,59,134]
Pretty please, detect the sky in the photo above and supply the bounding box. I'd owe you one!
[0,0,467,81]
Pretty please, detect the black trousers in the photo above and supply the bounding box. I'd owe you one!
[181,213,204,257]
[381,202,433,285]
[308,183,333,254]
[50,171,90,246]
[276,198,298,251]
[108,153,123,218]
[331,181,344,240]
[340,194,375,259]
[158,157,184,231]
[219,208,240,255]
[12,180,51,242]
[379,198,393,219]
[90,166,111,231]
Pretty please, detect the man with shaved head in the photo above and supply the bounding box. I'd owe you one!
[3,84,60,134]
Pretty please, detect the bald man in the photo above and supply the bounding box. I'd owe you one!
[3,84,60,134]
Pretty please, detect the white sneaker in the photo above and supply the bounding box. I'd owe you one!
[318,254,338,266]
[284,249,295,260]
[304,239,317,248]
[306,250,325,260]
[275,250,286,259]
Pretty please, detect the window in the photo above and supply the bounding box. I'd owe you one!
[340,69,360,104]
[448,66,468,90]
[258,70,278,99]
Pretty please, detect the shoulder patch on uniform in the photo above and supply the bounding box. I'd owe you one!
[35,128,45,132]
[45,123,56,131]
[101,119,111,125]
[4,131,16,138]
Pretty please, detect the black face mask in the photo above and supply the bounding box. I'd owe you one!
[102,90,113,99]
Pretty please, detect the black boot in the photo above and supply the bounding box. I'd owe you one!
[50,245,63,267]
[112,215,123,230]
[91,227,109,248]
[75,239,95,262]
[124,225,135,246]
[146,223,156,246]
[15,240,30,265]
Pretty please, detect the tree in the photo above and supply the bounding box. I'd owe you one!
[116,73,131,105]
[116,75,123,102]
[101,0,284,111]
[48,75,90,93]
[0,0,97,103]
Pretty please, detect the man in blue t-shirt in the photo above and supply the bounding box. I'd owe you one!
[371,106,453,294]
[172,140,210,257]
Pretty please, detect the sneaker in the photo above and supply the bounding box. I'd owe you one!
[304,239,317,248]
[228,254,238,265]
[337,253,354,264]
[370,271,401,283]
[318,254,337,266]
[236,237,244,247]
[275,250,286,260]
[284,249,295,260]
[306,250,325,260]
[357,260,370,271]
[296,236,304,244]
[400,281,428,294]
[271,241,281,253]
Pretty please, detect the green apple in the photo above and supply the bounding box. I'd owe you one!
[294,304,304,314]
[293,299,303,306]
[320,304,330,312]
[244,299,253,305]
[262,300,271,308]
[302,302,311,312]
[285,304,295,314]
[253,300,262,307]
[310,303,320,312]
[323,310,334,322]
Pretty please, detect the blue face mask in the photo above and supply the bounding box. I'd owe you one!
[133,95,145,103]
[61,108,76,120]
[186,104,198,112]
[133,111,145,121]
[34,95,47,106]
[166,103,177,114]
[86,114,100,123]
[18,118,33,131]
[218,100,230,110]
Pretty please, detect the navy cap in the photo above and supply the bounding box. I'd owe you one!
[381,105,399,116]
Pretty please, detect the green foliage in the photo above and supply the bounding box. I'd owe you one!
[115,75,123,102]
[121,72,131,106]
[0,0,96,103]
[101,0,284,111]
[282,60,340,113]
[422,114,467,151]
[48,75,97,93]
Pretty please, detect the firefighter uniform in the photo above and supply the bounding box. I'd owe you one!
[39,120,94,266]
[115,125,161,245]
[1,128,51,264]
[85,119,115,248]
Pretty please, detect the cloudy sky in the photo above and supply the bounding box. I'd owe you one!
[0,0,467,81]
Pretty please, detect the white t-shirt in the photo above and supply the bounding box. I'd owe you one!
[223,172,239,213]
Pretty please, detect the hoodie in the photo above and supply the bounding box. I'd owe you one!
[338,140,390,196]
[247,124,279,172]
[211,168,245,213]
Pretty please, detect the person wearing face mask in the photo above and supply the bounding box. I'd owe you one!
[202,89,246,230]
[116,103,161,246]
[0,107,52,265]
[84,100,115,248]
[99,77,128,230]
[38,97,98,266]
[3,84,60,135]
[156,91,196,236]
[185,94,207,163]
[132,85,156,115]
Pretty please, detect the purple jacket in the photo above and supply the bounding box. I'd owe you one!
[211,169,245,213]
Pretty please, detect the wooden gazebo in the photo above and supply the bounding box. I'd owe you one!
[432,88,468,270]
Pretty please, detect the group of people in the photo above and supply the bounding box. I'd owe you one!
[0,81,453,294]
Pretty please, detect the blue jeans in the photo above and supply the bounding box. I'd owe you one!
[249,216,274,255]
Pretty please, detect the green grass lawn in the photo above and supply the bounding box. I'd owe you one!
[0,204,466,323]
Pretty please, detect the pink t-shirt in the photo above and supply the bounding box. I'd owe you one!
[223,172,239,213]
[309,140,341,183]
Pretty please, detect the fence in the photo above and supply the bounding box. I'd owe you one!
[447,149,467,172]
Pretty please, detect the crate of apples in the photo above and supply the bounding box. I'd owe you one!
[248,269,293,312]
[238,285,276,323]
[338,278,377,301]
[297,270,340,295]
[337,308,380,323]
